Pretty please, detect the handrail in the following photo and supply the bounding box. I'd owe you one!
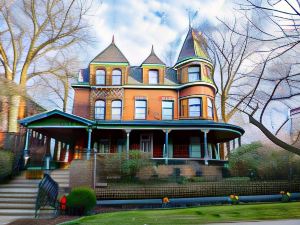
[35,173,59,218]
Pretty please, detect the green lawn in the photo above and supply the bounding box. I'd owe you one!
[61,202,300,225]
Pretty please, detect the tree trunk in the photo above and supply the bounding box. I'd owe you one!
[63,79,69,112]
[8,95,21,133]
[248,115,300,156]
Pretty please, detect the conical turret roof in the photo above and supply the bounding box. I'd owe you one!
[91,36,129,64]
[175,27,211,66]
[142,45,165,65]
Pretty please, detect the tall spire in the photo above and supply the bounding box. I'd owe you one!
[112,35,115,44]
[175,27,211,67]
[151,44,154,54]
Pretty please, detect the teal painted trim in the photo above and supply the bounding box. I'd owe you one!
[93,126,243,136]
[142,64,165,67]
[19,109,94,126]
[124,81,217,92]
[174,57,213,68]
[90,62,129,66]
[72,84,90,88]
[27,126,88,128]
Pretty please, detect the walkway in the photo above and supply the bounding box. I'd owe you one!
[212,219,300,225]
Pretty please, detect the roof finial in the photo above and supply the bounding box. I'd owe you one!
[112,35,115,44]
[151,45,154,54]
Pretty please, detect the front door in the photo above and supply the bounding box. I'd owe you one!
[140,134,153,153]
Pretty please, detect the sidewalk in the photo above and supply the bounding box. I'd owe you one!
[212,219,300,225]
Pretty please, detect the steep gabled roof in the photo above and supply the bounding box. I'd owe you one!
[175,27,211,66]
[142,46,165,65]
[91,36,129,64]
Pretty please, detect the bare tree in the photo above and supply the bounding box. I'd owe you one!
[207,0,300,155]
[204,16,261,123]
[27,54,79,112]
[0,0,93,131]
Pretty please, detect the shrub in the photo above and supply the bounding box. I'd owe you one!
[0,150,14,180]
[176,176,188,185]
[66,187,96,215]
[120,150,152,179]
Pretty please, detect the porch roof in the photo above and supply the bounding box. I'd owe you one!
[95,120,244,142]
[19,109,94,127]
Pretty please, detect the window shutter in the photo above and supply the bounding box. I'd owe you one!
[181,99,188,117]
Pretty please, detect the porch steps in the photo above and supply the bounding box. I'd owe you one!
[0,173,55,225]
[50,169,70,191]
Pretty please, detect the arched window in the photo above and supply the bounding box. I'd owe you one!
[111,100,122,120]
[95,100,105,120]
[96,69,105,85]
[207,98,214,118]
[188,98,202,117]
[188,66,201,82]
[112,69,122,85]
[149,70,159,84]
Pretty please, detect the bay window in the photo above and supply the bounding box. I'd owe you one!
[188,98,202,117]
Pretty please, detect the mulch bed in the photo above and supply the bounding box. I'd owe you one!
[7,206,134,225]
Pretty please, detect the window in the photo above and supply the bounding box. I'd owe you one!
[112,69,122,85]
[111,100,122,120]
[135,100,147,119]
[95,100,105,120]
[207,98,214,118]
[162,101,174,120]
[205,65,211,77]
[149,70,159,84]
[96,69,105,85]
[140,134,153,153]
[188,66,200,82]
[188,98,202,117]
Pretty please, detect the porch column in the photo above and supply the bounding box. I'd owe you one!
[164,129,170,165]
[23,128,30,166]
[86,128,92,160]
[125,129,131,160]
[201,129,209,165]
[238,137,242,147]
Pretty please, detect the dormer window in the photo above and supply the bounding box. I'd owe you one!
[112,69,122,85]
[188,66,200,82]
[149,70,159,84]
[96,69,105,85]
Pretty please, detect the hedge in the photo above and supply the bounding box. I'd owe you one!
[0,150,14,180]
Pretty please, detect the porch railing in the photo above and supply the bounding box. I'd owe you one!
[35,174,59,218]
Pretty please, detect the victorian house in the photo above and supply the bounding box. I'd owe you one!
[19,28,244,167]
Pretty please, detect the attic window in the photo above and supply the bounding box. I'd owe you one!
[149,70,158,84]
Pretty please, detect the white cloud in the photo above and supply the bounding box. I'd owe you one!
[84,0,233,66]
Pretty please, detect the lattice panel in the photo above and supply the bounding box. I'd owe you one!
[91,88,124,100]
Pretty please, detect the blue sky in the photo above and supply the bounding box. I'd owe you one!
[86,0,232,66]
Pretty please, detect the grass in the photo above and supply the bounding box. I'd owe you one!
[60,202,300,225]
